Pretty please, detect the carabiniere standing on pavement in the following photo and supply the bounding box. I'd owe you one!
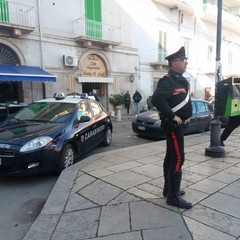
[151,46,193,209]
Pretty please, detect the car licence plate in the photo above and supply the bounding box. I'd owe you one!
[138,126,145,130]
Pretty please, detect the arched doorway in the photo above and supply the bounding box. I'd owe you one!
[79,54,113,109]
[0,43,24,103]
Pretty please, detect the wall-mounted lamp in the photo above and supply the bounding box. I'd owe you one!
[129,74,135,83]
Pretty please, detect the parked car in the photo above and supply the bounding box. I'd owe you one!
[207,98,229,128]
[132,99,214,139]
[0,93,112,176]
[0,103,27,123]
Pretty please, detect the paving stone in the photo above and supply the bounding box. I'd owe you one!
[52,208,100,240]
[130,201,185,230]
[136,182,162,196]
[184,204,240,237]
[131,163,162,178]
[65,193,97,212]
[220,179,240,198]
[185,152,211,162]
[184,216,236,240]
[107,161,143,172]
[71,173,96,194]
[41,169,77,215]
[101,154,134,164]
[199,159,235,169]
[142,226,192,240]
[209,171,239,184]
[88,168,114,178]
[190,178,226,194]
[135,155,160,164]
[128,187,159,199]
[102,170,152,190]
[201,192,240,218]
[98,203,130,236]
[181,188,209,206]
[79,180,123,205]
[186,164,221,176]
[183,170,207,183]
[224,166,240,176]
[86,231,142,240]
[108,191,141,205]
[23,214,60,240]
[81,160,115,172]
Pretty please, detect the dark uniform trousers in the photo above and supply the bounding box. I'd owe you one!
[164,125,185,179]
[221,115,240,142]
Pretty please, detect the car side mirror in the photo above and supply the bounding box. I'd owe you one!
[78,115,91,123]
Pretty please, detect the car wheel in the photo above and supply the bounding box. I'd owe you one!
[56,144,75,174]
[101,127,112,146]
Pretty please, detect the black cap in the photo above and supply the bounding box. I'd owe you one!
[165,46,187,62]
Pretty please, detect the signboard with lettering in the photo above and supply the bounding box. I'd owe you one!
[82,54,106,77]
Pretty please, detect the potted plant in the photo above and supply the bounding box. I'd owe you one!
[109,93,124,108]
[109,93,124,120]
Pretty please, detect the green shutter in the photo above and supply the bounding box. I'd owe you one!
[84,0,102,39]
[0,0,9,22]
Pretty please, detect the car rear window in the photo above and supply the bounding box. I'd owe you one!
[196,101,207,113]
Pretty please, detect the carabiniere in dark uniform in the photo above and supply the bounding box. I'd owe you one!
[152,46,193,209]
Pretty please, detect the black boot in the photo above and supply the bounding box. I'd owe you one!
[166,170,192,209]
[163,187,185,197]
[162,164,185,197]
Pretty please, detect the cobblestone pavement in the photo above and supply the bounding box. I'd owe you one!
[24,121,240,240]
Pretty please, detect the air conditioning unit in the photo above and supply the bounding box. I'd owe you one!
[63,55,78,67]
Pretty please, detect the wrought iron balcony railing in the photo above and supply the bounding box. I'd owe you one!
[0,0,35,31]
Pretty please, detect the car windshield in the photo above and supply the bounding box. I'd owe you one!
[13,102,76,123]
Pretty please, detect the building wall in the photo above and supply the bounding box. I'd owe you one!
[1,0,240,109]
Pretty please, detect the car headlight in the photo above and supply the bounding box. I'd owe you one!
[153,120,161,126]
[20,136,53,152]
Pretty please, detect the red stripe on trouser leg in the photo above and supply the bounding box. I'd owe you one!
[171,131,181,172]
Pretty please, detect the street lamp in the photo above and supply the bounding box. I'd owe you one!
[205,0,225,158]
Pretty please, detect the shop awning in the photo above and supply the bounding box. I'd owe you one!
[78,77,113,83]
[0,65,56,82]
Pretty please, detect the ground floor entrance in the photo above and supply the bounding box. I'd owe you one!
[82,82,109,109]
[0,81,24,103]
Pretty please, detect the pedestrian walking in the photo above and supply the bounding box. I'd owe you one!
[133,89,142,115]
[152,46,192,209]
[220,115,240,146]
[123,90,131,114]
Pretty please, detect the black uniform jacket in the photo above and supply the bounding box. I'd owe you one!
[152,69,192,120]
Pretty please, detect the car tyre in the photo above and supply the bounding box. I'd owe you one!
[101,127,112,146]
[55,144,75,174]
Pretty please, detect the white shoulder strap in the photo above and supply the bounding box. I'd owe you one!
[172,91,190,113]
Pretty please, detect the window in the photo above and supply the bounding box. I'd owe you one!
[183,40,190,58]
[0,0,9,22]
[158,31,167,62]
[90,102,102,115]
[207,45,213,62]
[196,101,207,113]
[84,0,102,39]
[191,102,197,114]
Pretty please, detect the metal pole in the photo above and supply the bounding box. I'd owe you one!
[205,0,225,158]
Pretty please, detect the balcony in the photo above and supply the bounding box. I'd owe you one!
[202,3,240,33]
[148,48,168,66]
[73,18,121,49]
[0,1,35,36]
[153,0,196,14]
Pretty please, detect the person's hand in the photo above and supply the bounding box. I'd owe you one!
[173,115,182,125]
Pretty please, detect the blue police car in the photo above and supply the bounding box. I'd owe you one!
[0,93,112,176]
